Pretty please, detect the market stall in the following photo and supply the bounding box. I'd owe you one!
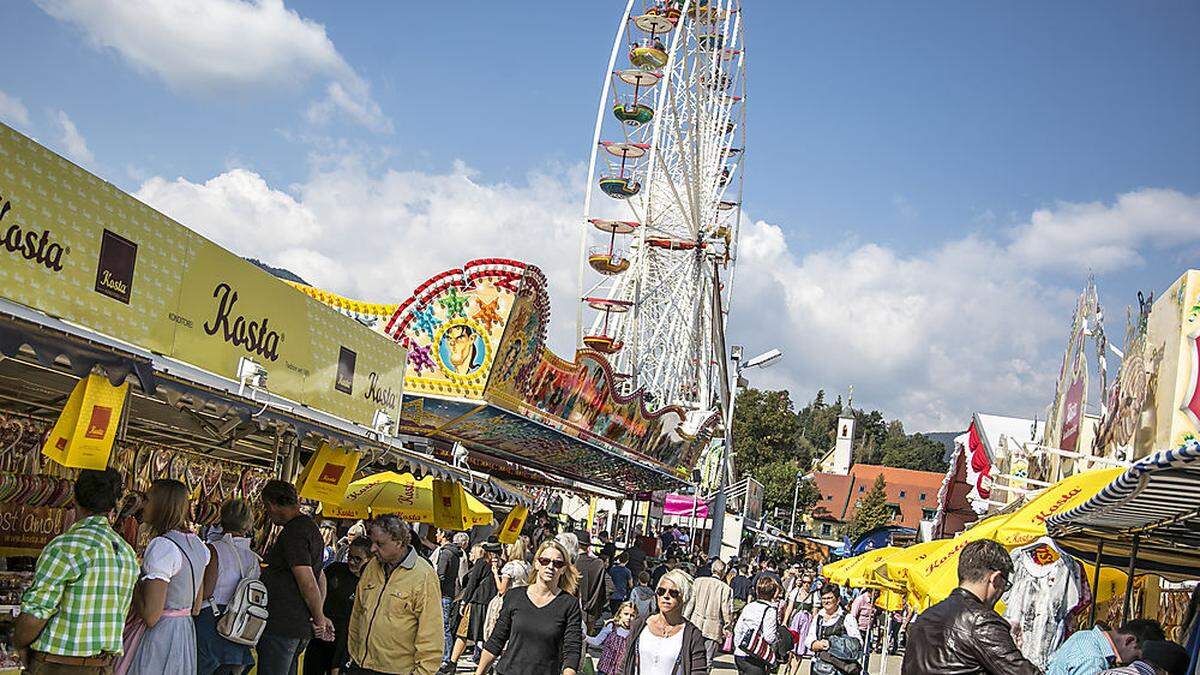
[0,123,528,669]
[1048,440,1200,645]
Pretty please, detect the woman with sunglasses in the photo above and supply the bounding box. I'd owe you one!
[620,569,707,675]
[476,540,583,675]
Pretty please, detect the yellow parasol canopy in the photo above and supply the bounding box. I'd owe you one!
[321,471,493,527]
[906,467,1125,608]
[869,538,957,611]
[822,546,907,611]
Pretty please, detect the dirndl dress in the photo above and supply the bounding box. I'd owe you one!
[789,609,813,657]
[596,628,630,675]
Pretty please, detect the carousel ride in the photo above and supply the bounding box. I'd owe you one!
[578,0,746,433]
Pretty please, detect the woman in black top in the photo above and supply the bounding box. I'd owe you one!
[303,538,370,674]
[476,540,583,675]
[442,544,501,672]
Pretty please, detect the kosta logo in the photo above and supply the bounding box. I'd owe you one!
[0,196,67,271]
[204,282,282,361]
[364,372,399,409]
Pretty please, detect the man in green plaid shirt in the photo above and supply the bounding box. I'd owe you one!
[15,469,139,674]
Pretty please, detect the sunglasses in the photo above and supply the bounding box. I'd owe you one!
[537,557,567,570]
[656,587,681,600]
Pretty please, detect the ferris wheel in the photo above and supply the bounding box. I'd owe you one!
[577,0,746,416]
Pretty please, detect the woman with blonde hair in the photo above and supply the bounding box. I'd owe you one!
[621,568,708,674]
[121,478,210,674]
[498,538,532,595]
[475,540,583,675]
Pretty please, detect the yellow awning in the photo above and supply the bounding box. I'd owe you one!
[907,468,1126,608]
[321,471,493,527]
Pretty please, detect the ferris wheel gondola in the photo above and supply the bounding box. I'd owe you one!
[576,0,747,414]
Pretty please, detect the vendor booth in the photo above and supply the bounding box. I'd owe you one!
[0,123,528,669]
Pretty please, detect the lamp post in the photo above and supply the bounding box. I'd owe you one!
[789,470,805,536]
[707,346,782,560]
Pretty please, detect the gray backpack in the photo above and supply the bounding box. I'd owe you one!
[212,539,269,646]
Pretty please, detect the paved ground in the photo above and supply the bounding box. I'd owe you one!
[711,652,905,674]
[450,648,907,674]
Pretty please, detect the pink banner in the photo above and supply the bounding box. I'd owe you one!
[663,493,708,518]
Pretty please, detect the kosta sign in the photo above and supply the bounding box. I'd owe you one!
[204,282,283,361]
[0,194,68,272]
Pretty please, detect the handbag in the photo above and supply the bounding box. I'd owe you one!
[738,602,777,665]
[456,603,473,639]
[813,613,863,675]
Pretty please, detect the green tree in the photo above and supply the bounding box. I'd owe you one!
[880,423,948,472]
[731,389,819,527]
[732,388,800,469]
[848,474,892,540]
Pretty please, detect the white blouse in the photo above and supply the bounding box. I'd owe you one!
[733,601,779,657]
[637,627,684,675]
[804,608,862,651]
[142,533,210,582]
[203,534,261,609]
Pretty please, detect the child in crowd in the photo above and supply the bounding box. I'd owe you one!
[587,601,637,675]
[629,571,656,618]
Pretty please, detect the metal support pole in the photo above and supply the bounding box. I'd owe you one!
[789,474,801,536]
[689,489,698,551]
[1121,535,1140,622]
[882,610,893,675]
[1089,539,1105,627]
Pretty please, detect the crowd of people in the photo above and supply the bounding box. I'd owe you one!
[13,469,1197,675]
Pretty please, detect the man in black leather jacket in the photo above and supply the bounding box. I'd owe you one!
[902,539,1042,675]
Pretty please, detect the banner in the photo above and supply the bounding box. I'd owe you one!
[296,442,361,504]
[432,479,467,531]
[497,504,529,544]
[42,374,128,470]
[0,124,405,431]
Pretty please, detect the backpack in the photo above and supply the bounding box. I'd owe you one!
[212,539,269,646]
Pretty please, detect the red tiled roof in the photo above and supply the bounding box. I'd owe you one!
[811,464,945,530]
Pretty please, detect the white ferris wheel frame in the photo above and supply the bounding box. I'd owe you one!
[576,0,747,416]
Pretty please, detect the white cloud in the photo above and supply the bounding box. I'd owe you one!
[35,0,390,132]
[0,90,31,128]
[1008,188,1200,273]
[731,223,1064,430]
[134,154,1199,432]
[134,158,587,352]
[52,110,94,166]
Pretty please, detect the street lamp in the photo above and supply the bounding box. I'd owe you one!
[708,346,782,560]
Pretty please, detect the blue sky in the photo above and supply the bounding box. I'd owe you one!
[2,1,1198,430]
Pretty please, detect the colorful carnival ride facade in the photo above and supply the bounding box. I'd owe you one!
[292,258,715,492]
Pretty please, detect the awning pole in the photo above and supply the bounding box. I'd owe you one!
[882,609,893,675]
[1089,539,1105,627]
[1121,534,1140,622]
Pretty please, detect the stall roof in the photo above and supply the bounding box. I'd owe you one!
[1047,440,1200,579]
[0,298,530,506]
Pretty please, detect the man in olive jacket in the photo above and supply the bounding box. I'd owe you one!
[902,540,1041,675]
[684,559,734,670]
[348,515,444,674]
